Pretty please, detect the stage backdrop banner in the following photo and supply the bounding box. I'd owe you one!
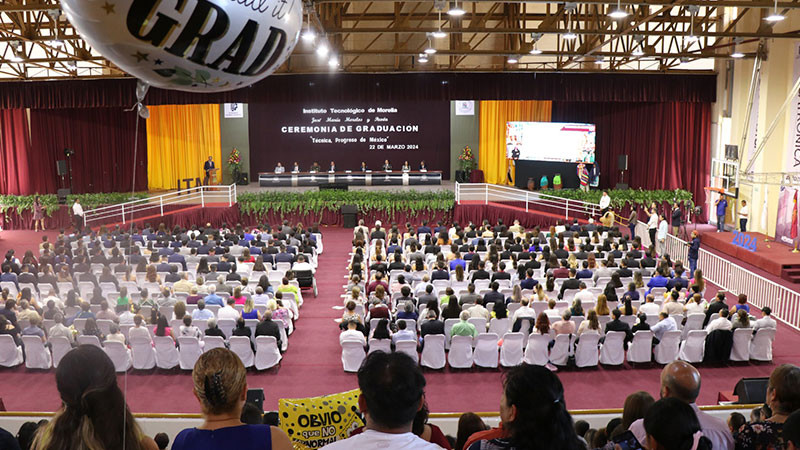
[789,41,800,173]
[478,100,552,185]
[248,101,450,178]
[775,186,799,246]
[146,104,221,191]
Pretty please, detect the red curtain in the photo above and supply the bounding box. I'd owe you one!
[0,109,32,195]
[552,101,711,217]
[28,108,148,194]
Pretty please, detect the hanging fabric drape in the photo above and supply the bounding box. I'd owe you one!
[0,109,32,195]
[146,104,221,191]
[478,100,552,185]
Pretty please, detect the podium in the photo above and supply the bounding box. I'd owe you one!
[205,168,219,185]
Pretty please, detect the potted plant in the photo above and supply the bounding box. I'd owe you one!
[227,148,242,183]
[457,146,476,181]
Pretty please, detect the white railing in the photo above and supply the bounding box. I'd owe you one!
[83,184,238,228]
[664,233,800,331]
[455,182,601,221]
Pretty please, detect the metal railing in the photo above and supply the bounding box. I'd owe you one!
[664,233,800,331]
[455,182,601,221]
[83,184,238,228]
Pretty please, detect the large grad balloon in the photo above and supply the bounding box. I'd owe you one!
[61,0,301,92]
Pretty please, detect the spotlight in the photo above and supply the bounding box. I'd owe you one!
[424,38,437,54]
[328,56,338,68]
[302,28,316,43]
[432,29,447,39]
[418,53,429,63]
[608,0,628,19]
[765,0,785,22]
[316,43,329,57]
[563,32,577,40]
[507,55,518,64]
[731,51,744,58]
[529,47,543,55]
[448,0,465,16]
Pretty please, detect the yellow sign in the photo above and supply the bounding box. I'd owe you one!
[279,389,364,449]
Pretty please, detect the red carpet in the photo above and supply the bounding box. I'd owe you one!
[1,228,799,414]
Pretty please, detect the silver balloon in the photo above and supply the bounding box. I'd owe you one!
[137,104,150,119]
[135,79,150,102]
[61,0,301,93]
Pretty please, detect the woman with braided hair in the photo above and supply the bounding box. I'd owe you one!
[172,348,293,450]
[32,345,157,450]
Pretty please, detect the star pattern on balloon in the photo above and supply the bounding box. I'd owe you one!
[132,51,149,63]
[101,1,116,14]
[154,59,163,66]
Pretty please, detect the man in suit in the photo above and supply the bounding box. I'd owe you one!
[275,245,295,264]
[168,252,187,271]
[519,269,539,290]
[416,221,431,236]
[615,260,633,278]
[576,261,593,280]
[482,282,504,305]
[470,261,491,283]
[156,256,172,273]
[17,265,37,287]
[490,262,511,282]
[558,268,581,299]
[255,310,283,350]
[416,284,437,306]
[430,262,449,281]
[703,292,728,327]
[0,266,18,290]
[419,310,444,348]
[203,156,216,185]
[604,308,633,348]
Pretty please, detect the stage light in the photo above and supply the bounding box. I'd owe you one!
[418,53,429,63]
[765,0,785,22]
[608,0,628,19]
[328,56,338,68]
[432,29,447,39]
[448,0,465,16]
[731,50,744,58]
[563,32,577,40]
[507,55,518,64]
[302,28,316,43]
[563,7,577,41]
[424,38,437,54]
[316,43,329,57]
[529,47,542,55]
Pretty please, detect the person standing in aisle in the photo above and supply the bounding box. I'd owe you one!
[628,208,638,240]
[671,203,682,236]
[715,196,728,232]
[647,207,658,246]
[657,214,669,256]
[72,198,84,234]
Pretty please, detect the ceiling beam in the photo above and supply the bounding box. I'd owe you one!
[324,27,799,39]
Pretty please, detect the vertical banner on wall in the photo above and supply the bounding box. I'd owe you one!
[775,187,800,245]
[787,42,800,172]
[279,389,364,449]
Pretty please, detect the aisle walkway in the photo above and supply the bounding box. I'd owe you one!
[1,228,799,414]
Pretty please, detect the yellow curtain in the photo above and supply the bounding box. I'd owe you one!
[146,104,221,190]
[478,100,552,185]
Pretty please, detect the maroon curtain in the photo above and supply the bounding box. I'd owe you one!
[0,109,33,195]
[28,108,147,194]
[552,101,711,216]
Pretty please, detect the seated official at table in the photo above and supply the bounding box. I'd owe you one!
[419,160,427,171]
[329,161,336,172]
[310,161,321,172]
[360,161,368,172]
[274,162,285,174]
[291,162,300,173]
[402,161,411,172]
[382,159,392,171]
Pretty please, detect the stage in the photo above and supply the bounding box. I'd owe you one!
[699,230,800,284]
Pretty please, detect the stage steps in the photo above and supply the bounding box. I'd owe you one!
[781,265,800,284]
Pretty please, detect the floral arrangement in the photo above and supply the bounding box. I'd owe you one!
[458,146,477,173]
[227,148,242,177]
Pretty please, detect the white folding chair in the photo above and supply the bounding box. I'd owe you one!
[153,336,180,369]
[681,313,705,340]
[443,318,459,349]
[216,319,236,339]
[229,336,254,368]
[420,334,446,369]
[730,328,753,362]
[341,340,366,372]
[368,338,391,355]
[627,331,653,364]
[22,335,52,369]
[255,336,282,370]
[449,335,474,369]
[77,335,102,348]
[177,336,203,370]
[395,340,419,364]
[468,317,487,333]
[50,336,72,368]
[599,331,625,366]
[549,334,574,366]
[203,336,226,352]
[103,341,132,372]
[488,318,510,336]
[500,332,524,367]
[130,336,157,370]
[574,333,600,368]
[678,330,707,363]
[523,333,550,366]
[654,330,681,364]
[473,333,499,368]
[750,328,776,362]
